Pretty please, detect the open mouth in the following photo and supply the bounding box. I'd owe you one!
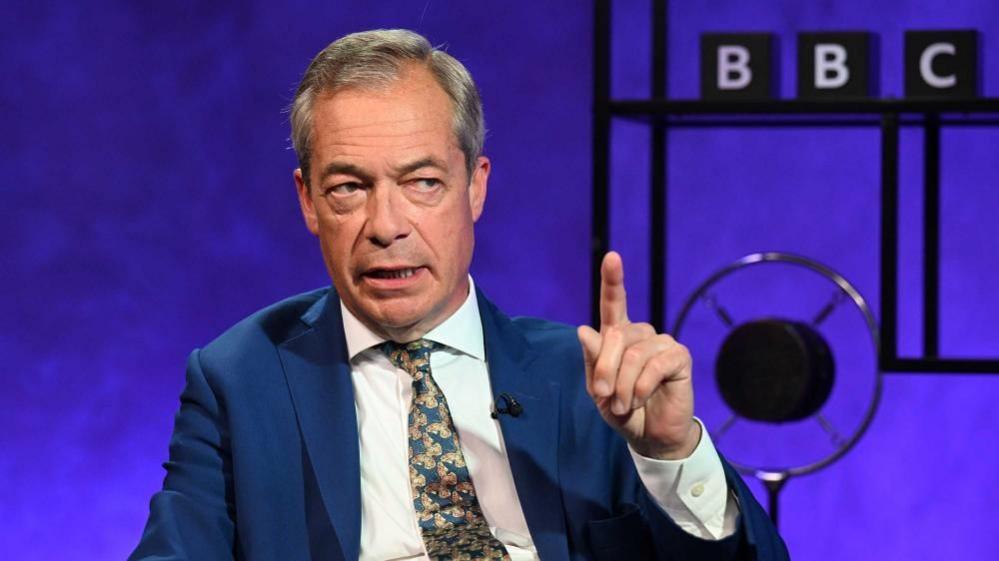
[367,268,417,279]
[363,266,425,281]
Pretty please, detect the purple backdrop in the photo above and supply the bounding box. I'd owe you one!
[2,1,997,559]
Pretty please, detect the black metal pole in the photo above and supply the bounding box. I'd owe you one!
[885,358,999,373]
[609,98,999,116]
[650,0,668,332]
[768,487,779,527]
[923,113,941,358]
[880,113,900,370]
[761,475,788,529]
[592,0,611,328]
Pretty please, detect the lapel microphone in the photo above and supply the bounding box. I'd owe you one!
[490,392,523,418]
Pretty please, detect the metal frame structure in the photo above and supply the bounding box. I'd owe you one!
[592,0,999,374]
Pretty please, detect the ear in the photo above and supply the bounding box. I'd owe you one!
[294,168,320,235]
[468,156,489,222]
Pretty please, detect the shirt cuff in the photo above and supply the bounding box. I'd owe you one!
[628,417,738,540]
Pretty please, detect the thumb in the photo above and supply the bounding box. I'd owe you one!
[577,325,602,394]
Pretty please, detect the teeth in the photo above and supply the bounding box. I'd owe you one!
[377,268,415,279]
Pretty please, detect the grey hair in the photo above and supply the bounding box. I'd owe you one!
[289,29,485,187]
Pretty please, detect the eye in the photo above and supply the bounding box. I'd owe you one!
[411,178,442,191]
[324,182,362,197]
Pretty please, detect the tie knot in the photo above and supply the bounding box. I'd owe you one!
[381,339,442,374]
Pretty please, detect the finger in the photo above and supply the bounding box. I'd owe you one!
[577,325,602,394]
[592,322,656,400]
[600,251,629,329]
[611,335,673,415]
[633,342,692,409]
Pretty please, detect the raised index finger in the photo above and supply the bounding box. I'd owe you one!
[600,251,629,329]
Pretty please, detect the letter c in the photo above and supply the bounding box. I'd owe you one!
[920,42,957,89]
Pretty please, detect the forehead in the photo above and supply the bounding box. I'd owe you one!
[309,66,459,165]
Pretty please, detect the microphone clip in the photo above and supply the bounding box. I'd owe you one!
[490,392,524,419]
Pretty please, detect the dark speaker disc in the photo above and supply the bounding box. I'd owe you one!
[715,319,835,422]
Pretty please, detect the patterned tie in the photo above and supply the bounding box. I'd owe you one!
[381,339,510,561]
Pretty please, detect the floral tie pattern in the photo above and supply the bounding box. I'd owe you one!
[382,340,510,561]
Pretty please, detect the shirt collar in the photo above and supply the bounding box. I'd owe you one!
[339,276,485,362]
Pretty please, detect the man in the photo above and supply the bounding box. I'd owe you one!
[131,29,787,561]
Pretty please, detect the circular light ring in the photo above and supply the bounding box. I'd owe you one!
[672,252,882,478]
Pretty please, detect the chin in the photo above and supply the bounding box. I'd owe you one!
[364,299,433,331]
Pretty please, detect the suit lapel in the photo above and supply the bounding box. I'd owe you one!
[477,290,571,561]
[277,288,571,561]
[279,293,360,561]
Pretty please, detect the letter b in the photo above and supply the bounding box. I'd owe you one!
[797,32,872,99]
[815,44,849,89]
[701,34,774,100]
[718,45,752,90]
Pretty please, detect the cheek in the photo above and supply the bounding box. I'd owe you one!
[317,215,358,267]
[436,212,475,269]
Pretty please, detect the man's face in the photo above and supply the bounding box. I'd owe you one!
[294,64,489,341]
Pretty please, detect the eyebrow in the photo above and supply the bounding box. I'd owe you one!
[317,156,449,184]
[319,162,375,184]
[392,157,449,177]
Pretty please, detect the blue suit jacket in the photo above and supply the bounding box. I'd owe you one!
[131,287,788,561]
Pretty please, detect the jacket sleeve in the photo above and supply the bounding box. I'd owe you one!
[129,349,237,561]
[639,455,790,561]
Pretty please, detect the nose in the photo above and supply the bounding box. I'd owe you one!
[365,185,410,247]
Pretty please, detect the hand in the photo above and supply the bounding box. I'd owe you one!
[577,252,700,460]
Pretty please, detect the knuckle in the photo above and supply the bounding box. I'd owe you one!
[624,323,651,340]
[634,378,653,399]
[668,342,691,365]
[636,322,656,336]
[647,355,663,371]
[594,363,614,383]
[622,347,643,367]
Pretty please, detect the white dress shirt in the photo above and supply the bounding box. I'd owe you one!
[341,278,737,561]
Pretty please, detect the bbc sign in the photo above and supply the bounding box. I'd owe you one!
[701,30,978,100]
